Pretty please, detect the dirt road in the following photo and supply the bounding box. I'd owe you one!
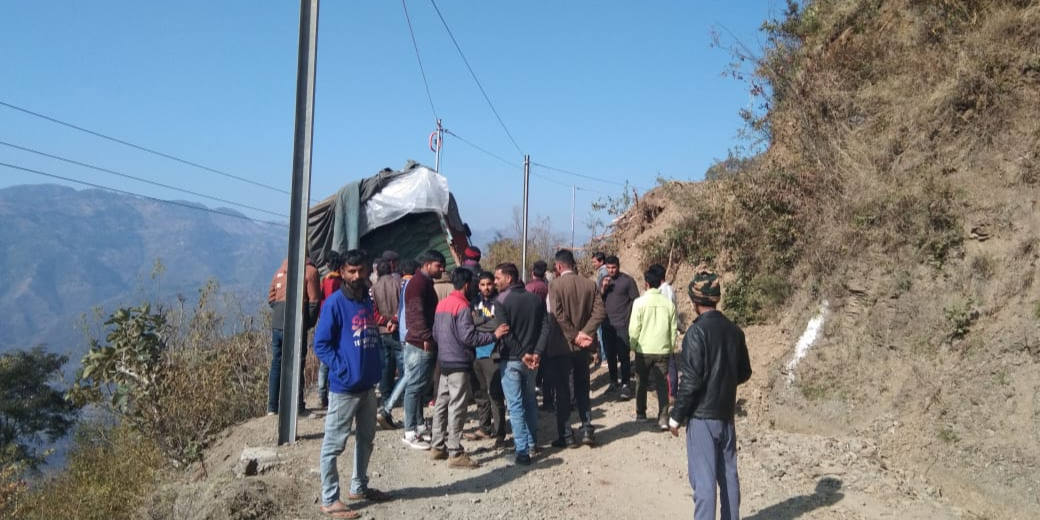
[175,347,968,520]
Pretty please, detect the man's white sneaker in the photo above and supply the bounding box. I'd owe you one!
[402,432,431,450]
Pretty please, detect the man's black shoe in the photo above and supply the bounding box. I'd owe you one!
[581,432,597,446]
[376,409,399,430]
[550,438,578,449]
[515,453,532,465]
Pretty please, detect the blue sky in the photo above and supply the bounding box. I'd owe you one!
[1,1,779,244]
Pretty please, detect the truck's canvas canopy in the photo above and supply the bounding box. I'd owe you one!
[307,161,471,270]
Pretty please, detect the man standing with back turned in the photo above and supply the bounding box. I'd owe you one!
[669,271,752,520]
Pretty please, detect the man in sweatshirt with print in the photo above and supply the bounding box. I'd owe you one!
[313,249,392,519]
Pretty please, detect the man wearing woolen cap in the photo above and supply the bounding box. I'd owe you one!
[669,271,752,520]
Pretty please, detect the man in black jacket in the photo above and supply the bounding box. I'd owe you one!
[494,262,549,465]
[669,271,752,520]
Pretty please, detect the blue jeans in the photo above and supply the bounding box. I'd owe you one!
[379,334,404,402]
[267,328,305,413]
[320,389,377,506]
[686,418,740,520]
[318,362,330,404]
[402,343,434,432]
[501,360,538,456]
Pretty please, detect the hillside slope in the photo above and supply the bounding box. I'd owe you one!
[0,184,285,357]
[608,1,1039,518]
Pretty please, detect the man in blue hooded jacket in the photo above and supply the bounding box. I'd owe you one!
[313,249,392,518]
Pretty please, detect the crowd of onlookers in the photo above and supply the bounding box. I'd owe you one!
[267,246,752,520]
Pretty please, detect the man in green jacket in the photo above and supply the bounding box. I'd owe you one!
[629,267,677,430]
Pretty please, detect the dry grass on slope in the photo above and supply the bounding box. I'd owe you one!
[611,1,1040,517]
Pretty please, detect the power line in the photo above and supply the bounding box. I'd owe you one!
[0,141,289,219]
[0,161,288,227]
[0,100,296,197]
[401,0,439,122]
[443,129,520,168]
[428,0,524,156]
[445,129,620,195]
[531,161,643,190]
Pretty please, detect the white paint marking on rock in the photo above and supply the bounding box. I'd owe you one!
[786,301,828,384]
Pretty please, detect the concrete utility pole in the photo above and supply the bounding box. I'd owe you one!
[279,0,320,446]
[521,154,530,282]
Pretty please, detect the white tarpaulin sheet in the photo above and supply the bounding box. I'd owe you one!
[360,166,450,234]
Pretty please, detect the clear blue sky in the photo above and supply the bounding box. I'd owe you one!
[1,1,779,243]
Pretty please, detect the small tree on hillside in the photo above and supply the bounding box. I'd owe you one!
[0,347,80,471]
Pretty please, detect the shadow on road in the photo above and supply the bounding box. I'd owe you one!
[388,456,564,501]
[744,477,845,520]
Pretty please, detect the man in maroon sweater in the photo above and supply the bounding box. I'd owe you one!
[400,250,446,450]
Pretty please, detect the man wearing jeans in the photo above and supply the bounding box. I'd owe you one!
[376,258,418,427]
[371,258,402,429]
[669,271,752,520]
[493,263,549,465]
[401,250,445,450]
[313,249,392,519]
[267,256,320,416]
[629,267,677,431]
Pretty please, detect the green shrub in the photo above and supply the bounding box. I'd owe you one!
[724,274,791,326]
[69,280,268,465]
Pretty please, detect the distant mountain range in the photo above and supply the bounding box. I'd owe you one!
[0,184,287,358]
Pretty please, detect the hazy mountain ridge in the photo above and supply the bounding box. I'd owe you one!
[0,184,286,356]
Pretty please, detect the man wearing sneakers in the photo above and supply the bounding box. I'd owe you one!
[375,259,418,430]
[601,255,639,400]
[429,269,509,468]
[313,249,392,519]
[400,250,446,450]
[629,267,677,431]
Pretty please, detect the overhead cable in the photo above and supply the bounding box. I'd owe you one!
[443,129,520,168]
[428,0,524,156]
[530,161,647,190]
[0,161,288,227]
[401,0,439,122]
[0,100,301,198]
[0,140,289,219]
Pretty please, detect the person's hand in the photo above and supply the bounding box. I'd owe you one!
[422,340,433,352]
[668,418,680,437]
[494,323,510,339]
[387,321,397,334]
[574,331,594,348]
[522,353,540,370]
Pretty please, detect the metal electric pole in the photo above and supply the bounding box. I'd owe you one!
[279,0,320,446]
[571,184,576,248]
[433,119,444,172]
[521,154,530,282]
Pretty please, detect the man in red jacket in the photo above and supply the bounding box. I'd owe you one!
[429,269,508,468]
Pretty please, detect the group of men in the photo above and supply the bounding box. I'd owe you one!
[267,246,752,520]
